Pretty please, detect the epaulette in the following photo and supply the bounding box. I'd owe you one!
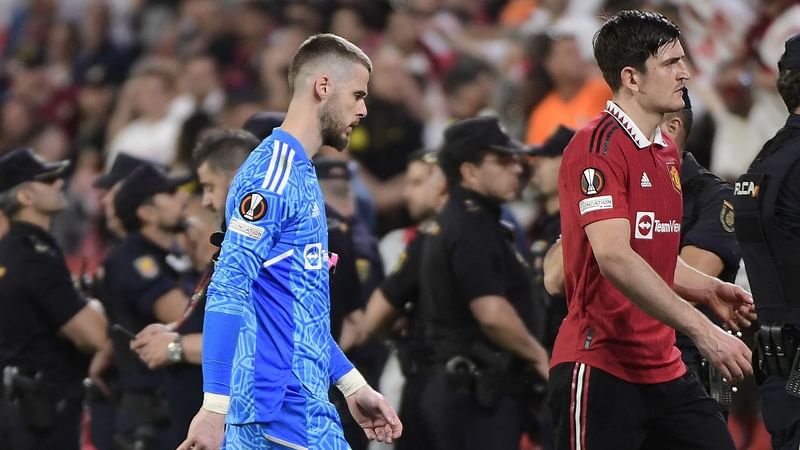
[463,198,482,214]
[24,234,55,257]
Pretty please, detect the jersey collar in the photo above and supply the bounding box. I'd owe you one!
[605,101,668,149]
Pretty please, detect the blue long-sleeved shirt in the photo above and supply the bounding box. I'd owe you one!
[202,129,353,424]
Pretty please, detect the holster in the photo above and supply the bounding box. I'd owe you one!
[754,325,799,379]
[443,341,515,411]
[2,367,59,431]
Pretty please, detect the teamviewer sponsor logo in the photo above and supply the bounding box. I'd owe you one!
[303,243,322,270]
[635,211,680,239]
[635,212,654,239]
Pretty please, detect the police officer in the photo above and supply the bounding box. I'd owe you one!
[734,34,800,450]
[100,164,191,449]
[526,126,574,351]
[129,129,260,445]
[419,116,550,450]
[665,90,742,411]
[0,148,110,450]
[358,149,447,450]
[315,155,388,450]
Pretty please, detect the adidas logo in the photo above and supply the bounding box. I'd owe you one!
[640,172,652,188]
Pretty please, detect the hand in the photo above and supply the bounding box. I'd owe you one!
[131,331,177,369]
[707,282,757,332]
[88,341,114,396]
[693,322,752,384]
[533,358,550,383]
[177,408,226,450]
[345,386,403,443]
[137,322,172,338]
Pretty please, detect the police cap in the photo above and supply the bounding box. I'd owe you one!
[114,164,190,214]
[779,34,800,71]
[314,158,351,181]
[0,148,70,192]
[243,111,286,141]
[440,116,524,162]
[526,125,575,157]
[94,153,158,189]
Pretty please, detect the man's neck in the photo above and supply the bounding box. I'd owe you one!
[140,225,174,251]
[612,95,663,143]
[282,100,322,160]
[14,210,51,232]
[554,77,585,101]
[545,194,560,215]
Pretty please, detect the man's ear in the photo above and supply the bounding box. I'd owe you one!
[459,161,478,185]
[620,66,641,93]
[15,184,34,207]
[664,116,683,138]
[314,75,332,101]
[136,203,154,224]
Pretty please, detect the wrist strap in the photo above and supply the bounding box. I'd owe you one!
[335,368,368,398]
[202,392,230,414]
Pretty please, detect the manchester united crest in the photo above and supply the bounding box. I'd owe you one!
[666,162,681,194]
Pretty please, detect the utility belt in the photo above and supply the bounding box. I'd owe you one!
[396,339,433,378]
[1,366,82,431]
[754,324,800,398]
[113,391,170,450]
[690,356,734,410]
[439,342,545,411]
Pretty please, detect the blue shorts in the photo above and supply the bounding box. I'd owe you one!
[223,382,350,449]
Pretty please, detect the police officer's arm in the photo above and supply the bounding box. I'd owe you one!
[543,238,565,296]
[60,304,110,353]
[679,246,723,278]
[451,224,549,379]
[470,296,550,378]
[358,289,401,345]
[585,218,752,382]
[152,288,190,323]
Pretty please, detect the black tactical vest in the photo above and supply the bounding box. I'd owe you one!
[734,117,800,324]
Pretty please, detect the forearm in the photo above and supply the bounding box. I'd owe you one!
[543,241,565,296]
[673,255,722,306]
[599,250,708,338]
[181,333,202,365]
[358,289,400,344]
[473,298,548,365]
[338,310,363,352]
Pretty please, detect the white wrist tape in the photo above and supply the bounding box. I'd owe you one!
[202,393,230,415]
[335,368,368,398]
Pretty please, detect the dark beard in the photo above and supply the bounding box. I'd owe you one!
[319,103,348,152]
[159,217,188,234]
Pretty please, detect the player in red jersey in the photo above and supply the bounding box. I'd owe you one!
[547,10,756,450]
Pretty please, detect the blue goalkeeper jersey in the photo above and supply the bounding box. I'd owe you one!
[202,128,354,425]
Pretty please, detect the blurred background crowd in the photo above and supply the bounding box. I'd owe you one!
[2,0,798,262]
[1,0,799,449]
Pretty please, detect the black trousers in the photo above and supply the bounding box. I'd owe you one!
[395,371,435,450]
[420,367,524,450]
[547,362,734,450]
[0,396,82,450]
[760,375,800,450]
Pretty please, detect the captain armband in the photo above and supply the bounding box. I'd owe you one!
[335,368,368,398]
[202,392,230,415]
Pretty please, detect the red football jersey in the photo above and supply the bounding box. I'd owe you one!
[552,101,686,384]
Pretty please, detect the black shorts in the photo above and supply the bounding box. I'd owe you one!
[547,362,734,450]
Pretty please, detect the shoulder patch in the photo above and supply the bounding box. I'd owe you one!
[239,192,268,221]
[720,200,735,233]
[464,199,482,214]
[580,168,605,195]
[133,256,160,279]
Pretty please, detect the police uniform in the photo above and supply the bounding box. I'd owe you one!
[676,151,740,406]
[734,34,800,450]
[0,149,86,450]
[380,224,436,450]
[99,165,190,449]
[418,117,538,450]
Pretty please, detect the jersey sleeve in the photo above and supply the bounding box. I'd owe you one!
[202,157,291,396]
[559,135,630,228]
[329,333,355,383]
[681,179,739,270]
